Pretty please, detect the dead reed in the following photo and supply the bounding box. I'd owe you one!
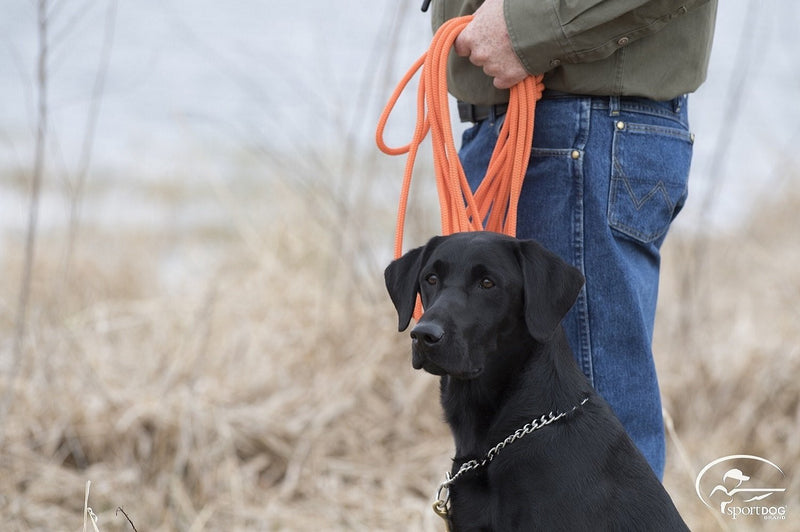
[0,178,797,531]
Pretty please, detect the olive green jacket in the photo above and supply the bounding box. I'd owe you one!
[431,0,718,104]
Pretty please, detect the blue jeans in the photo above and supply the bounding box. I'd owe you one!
[459,94,693,479]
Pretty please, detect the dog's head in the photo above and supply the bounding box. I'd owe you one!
[384,232,584,379]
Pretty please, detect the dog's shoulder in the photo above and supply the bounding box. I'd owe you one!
[486,397,688,530]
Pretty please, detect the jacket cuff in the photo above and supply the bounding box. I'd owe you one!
[504,0,706,76]
[504,0,568,75]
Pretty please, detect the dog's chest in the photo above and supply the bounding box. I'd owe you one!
[448,468,492,530]
[440,378,504,453]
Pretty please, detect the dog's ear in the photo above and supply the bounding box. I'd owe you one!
[384,236,443,331]
[516,240,585,342]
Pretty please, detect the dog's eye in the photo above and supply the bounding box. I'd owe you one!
[479,277,495,289]
[425,273,439,286]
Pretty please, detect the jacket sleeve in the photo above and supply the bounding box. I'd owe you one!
[505,0,709,75]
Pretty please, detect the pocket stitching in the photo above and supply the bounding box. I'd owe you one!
[622,122,694,143]
[608,122,692,243]
[609,176,680,242]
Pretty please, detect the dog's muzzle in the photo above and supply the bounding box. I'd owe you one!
[410,322,448,374]
[411,322,444,348]
[410,321,483,378]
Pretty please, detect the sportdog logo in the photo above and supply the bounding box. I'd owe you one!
[696,455,787,521]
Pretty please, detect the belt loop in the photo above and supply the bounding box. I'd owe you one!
[488,104,498,124]
[673,94,684,113]
[457,100,474,123]
[609,96,620,117]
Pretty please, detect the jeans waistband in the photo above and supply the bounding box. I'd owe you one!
[457,91,687,123]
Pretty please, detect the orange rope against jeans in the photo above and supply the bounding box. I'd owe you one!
[376,15,545,262]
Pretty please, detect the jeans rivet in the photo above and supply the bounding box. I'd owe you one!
[616,121,625,130]
[571,150,580,160]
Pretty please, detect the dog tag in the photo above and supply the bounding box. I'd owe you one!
[432,500,452,531]
[433,481,452,531]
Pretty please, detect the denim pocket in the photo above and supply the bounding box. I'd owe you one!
[608,121,693,244]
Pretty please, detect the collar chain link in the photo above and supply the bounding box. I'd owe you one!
[433,396,590,521]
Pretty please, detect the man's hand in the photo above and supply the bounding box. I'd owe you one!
[454,0,529,89]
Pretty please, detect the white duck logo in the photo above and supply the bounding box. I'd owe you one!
[696,455,786,517]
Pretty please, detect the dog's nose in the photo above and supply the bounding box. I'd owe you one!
[410,322,444,347]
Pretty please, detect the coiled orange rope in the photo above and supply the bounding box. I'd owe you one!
[376,15,545,261]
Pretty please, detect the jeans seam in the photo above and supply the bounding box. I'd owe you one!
[573,99,594,385]
[594,103,688,128]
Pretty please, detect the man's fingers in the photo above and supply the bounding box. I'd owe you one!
[481,62,528,89]
[493,76,517,90]
[491,68,529,89]
[451,0,530,88]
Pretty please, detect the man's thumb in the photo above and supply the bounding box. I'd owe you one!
[453,33,471,58]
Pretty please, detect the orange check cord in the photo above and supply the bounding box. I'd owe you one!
[376,15,544,319]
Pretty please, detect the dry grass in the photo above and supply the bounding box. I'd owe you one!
[0,175,798,531]
[656,192,800,531]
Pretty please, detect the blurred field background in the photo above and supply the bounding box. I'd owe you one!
[1,1,799,531]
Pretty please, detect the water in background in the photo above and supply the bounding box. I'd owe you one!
[1,0,799,233]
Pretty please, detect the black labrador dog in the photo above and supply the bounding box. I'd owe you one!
[385,232,688,531]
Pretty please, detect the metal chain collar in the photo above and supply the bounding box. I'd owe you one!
[433,396,590,522]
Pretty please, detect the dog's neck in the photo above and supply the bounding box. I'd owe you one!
[441,327,591,460]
